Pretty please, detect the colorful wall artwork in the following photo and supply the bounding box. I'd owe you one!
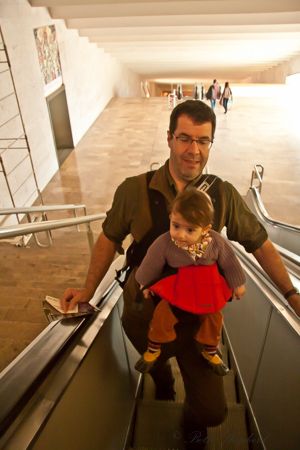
[33,25,62,97]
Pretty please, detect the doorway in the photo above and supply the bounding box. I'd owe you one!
[47,85,74,166]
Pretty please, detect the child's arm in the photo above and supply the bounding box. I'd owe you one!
[213,232,247,290]
[136,233,168,286]
[232,285,246,300]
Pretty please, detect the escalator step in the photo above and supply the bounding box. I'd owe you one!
[171,358,186,403]
[141,373,155,400]
[142,357,236,404]
[220,344,229,367]
[142,357,186,402]
[224,370,237,403]
[207,403,249,449]
[132,400,185,449]
[132,401,249,450]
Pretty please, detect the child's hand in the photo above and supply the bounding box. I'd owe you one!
[142,288,154,299]
[232,285,246,300]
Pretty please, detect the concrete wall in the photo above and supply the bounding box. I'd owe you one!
[0,0,140,218]
[242,54,300,84]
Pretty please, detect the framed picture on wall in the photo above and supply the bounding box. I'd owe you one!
[33,25,63,97]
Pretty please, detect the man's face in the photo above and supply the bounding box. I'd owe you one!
[167,114,212,185]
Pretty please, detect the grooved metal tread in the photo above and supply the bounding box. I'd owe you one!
[142,353,237,404]
[133,345,247,449]
[132,400,248,450]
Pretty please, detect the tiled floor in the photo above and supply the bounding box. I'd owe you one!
[0,96,299,372]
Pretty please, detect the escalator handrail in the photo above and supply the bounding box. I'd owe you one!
[248,186,300,232]
[225,234,300,331]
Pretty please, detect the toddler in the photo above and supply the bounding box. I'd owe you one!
[135,188,246,376]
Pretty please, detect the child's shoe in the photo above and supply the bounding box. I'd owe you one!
[202,351,229,376]
[134,349,161,373]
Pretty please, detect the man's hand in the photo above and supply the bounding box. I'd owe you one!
[232,285,246,300]
[60,287,93,313]
[253,239,300,317]
[60,232,117,313]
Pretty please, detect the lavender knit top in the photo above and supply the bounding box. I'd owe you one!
[136,230,246,289]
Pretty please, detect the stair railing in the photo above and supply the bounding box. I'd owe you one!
[250,164,264,193]
[0,205,105,253]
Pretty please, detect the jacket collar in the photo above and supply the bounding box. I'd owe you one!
[149,159,204,202]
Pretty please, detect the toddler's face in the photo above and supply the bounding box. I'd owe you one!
[170,212,210,247]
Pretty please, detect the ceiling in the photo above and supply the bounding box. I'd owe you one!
[29,0,300,86]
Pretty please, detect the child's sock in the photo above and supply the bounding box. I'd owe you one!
[143,340,161,363]
[204,344,218,356]
[147,340,161,357]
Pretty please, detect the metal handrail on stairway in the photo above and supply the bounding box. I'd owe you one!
[250,164,264,193]
[0,205,106,253]
[248,187,300,232]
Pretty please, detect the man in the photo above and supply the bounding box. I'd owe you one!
[61,100,299,449]
[206,79,220,111]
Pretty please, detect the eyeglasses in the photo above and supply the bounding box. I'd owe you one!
[171,133,213,151]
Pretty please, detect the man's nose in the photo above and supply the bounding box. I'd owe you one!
[188,141,200,154]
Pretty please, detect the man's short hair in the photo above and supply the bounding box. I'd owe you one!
[169,100,216,139]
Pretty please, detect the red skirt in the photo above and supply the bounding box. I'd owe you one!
[149,263,232,314]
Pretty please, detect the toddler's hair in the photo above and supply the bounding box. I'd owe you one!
[170,188,214,228]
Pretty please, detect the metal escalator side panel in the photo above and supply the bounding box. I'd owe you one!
[0,255,140,450]
[222,243,300,450]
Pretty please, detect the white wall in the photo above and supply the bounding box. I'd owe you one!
[242,54,300,84]
[0,0,140,213]
[224,84,294,98]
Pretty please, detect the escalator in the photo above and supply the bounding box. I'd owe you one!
[245,165,300,257]
[0,244,299,450]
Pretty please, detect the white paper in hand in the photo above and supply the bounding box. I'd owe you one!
[45,295,79,314]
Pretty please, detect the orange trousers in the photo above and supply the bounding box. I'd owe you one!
[148,299,223,347]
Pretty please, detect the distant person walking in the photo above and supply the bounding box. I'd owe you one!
[220,82,232,114]
[206,79,221,111]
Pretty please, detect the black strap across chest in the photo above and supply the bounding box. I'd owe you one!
[146,170,170,241]
[115,170,222,288]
